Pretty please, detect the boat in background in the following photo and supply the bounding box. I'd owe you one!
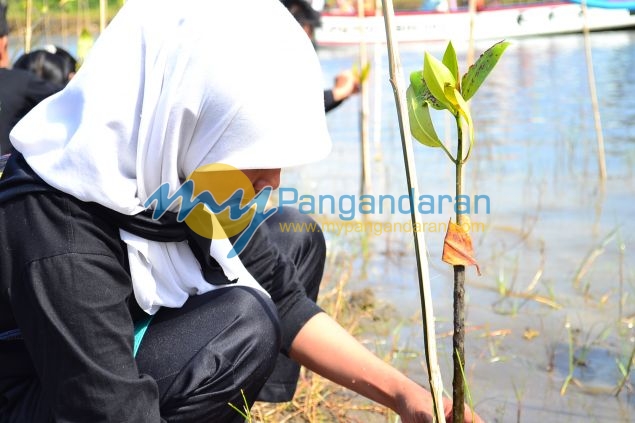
[314,1,635,46]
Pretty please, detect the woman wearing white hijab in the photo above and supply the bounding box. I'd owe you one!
[0,0,481,422]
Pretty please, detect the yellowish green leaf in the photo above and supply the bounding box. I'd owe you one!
[442,41,459,89]
[409,70,425,96]
[423,52,456,113]
[352,62,372,83]
[406,86,442,148]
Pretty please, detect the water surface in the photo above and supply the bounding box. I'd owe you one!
[285,30,635,422]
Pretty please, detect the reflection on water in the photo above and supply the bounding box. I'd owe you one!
[285,30,635,422]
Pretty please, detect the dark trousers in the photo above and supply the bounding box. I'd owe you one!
[0,193,325,422]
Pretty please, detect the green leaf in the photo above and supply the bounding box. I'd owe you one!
[360,63,371,83]
[461,40,510,101]
[409,70,426,96]
[352,62,372,83]
[423,52,457,113]
[442,41,459,89]
[406,86,442,148]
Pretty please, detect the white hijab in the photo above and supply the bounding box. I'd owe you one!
[10,0,331,314]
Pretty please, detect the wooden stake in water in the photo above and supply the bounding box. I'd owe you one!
[25,0,33,53]
[380,1,446,422]
[373,0,384,162]
[99,0,107,33]
[358,0,372,196]
[467,0,477,66]
[581,0,607,180]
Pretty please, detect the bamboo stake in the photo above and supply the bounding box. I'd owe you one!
[467,0,477,66]
[358,0,372,196]
[99,0,107,33]
[581,0,607,180]
[372,0,383,161]
[62,1,68,48]
[75,0,80,40]
[82,0,89,33]
[380,1,446,422]
[44,0,49,44]
[25,0,33,53]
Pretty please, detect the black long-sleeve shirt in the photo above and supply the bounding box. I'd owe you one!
[0,68,62,155]
[324,89,343,113]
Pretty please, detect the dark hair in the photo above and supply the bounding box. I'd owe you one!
[281,0,321,29]
[13,47,77,85]
[45,45,77,77]
[0,2,9,38]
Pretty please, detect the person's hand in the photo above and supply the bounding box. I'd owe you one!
[394,383,484,423]
[331,69,360,102]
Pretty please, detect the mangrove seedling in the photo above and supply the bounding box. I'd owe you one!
[407,40,509,423]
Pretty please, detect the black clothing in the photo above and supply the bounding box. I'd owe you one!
[324,89,343,113]
[0,154,7,175]
[0,154,325,421]
[255,209,326,402]
[0,69,61,155]
[136,287,280,423]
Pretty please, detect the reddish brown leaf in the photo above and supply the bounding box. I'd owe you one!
[442,218,481,275]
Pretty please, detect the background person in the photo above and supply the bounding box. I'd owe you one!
[0,3,62,155]
[282,0,360,112]
[13,45,77,86]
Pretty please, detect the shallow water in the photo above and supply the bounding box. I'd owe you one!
[284,30,635,422]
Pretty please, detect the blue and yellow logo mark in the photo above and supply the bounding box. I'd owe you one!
[144,163,277,257]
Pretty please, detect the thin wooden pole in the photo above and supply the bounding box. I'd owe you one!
[25,0,33,53]
[380,1,446,421]
[358,0,372,196]
[467,0,477,66]
[44,0,49,44]
[372,0,383,161]
[62,1,68,47]
[75,0,80,39]
[82,0,89,33]
[581,0,607,180]
[100,0,107,33]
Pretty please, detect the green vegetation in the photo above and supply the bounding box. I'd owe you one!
[6,0,123,18]
[5,0,123,33]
